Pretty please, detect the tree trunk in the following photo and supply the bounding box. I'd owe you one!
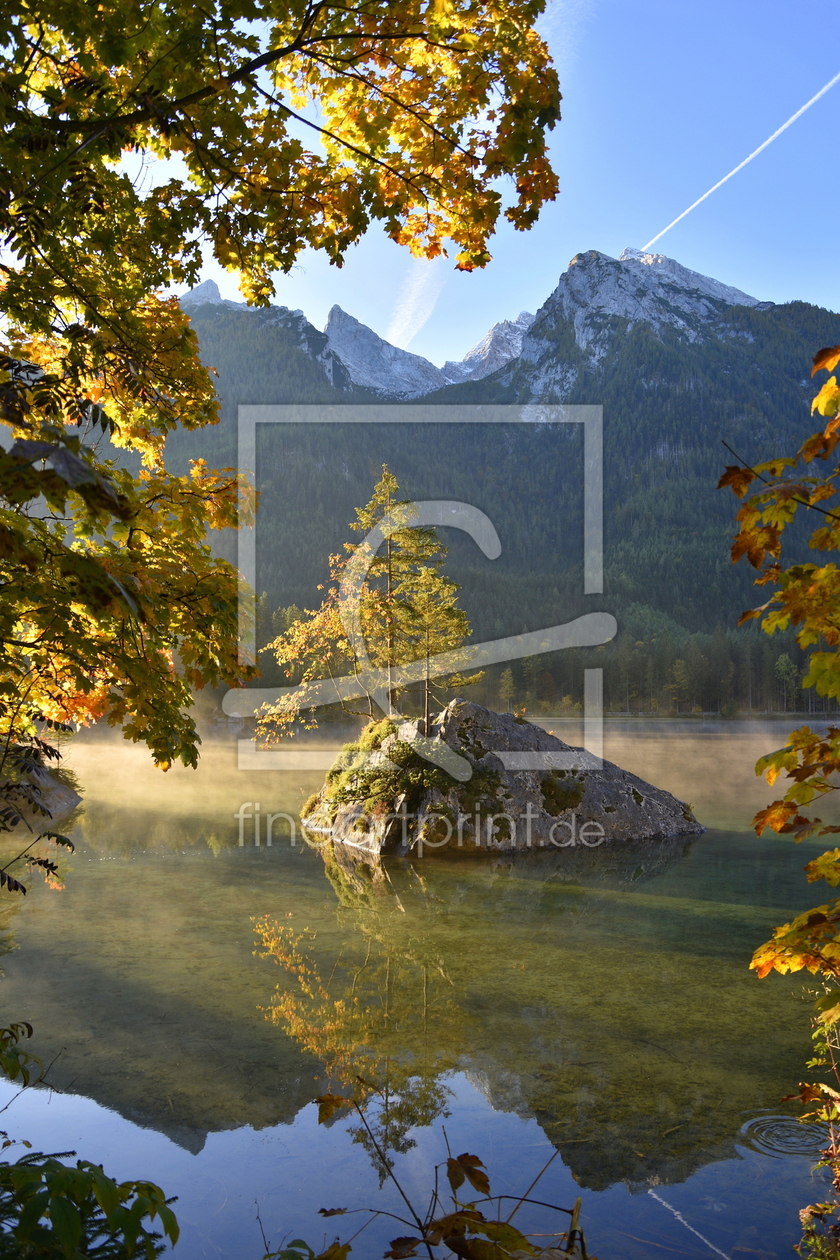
[424,630,431,729]
[386,529,394,715]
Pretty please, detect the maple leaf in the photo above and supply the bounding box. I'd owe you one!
[812,346,840,376]
[314,1093,352,1124]
[446,1154,490,1197]
[718,464,756,498]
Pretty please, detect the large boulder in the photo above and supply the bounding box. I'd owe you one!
[301,700,703,855]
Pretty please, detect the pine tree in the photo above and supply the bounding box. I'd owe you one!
[349,466,445,714]
[400,565,472,728]
[499,668,516,711]
[258,467,475,736]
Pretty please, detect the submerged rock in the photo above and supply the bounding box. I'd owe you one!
[301,700,703,855]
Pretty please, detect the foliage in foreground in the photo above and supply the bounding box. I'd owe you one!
[772,994,840,1258]
[721,341,840,1253]
[0,1026,178,1259]
[256,917,592,1258]
[0,1151,178,1260]
[262,1142,592,1260]
[2,0,559,768]
[720,344,840,973]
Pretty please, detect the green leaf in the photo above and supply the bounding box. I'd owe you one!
[471,1218,540,1254]
[15,1188,51,1240]
[48,1194,82,1258]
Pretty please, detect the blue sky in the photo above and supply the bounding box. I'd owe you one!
[201,0,840,365]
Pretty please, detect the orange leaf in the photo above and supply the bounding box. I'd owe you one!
[718,465,756,498]
[813,346,840,377]
[315,1093,352,1124]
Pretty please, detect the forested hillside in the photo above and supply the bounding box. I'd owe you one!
[173,257,840,715]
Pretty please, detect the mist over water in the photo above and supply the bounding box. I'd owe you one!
[0,720,831,1258]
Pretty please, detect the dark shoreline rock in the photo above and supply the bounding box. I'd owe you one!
[302,700,704,855]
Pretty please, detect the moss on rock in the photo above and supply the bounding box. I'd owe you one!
[301,701,705,854]
[541,770,586,816]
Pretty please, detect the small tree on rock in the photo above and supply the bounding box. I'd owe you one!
[258,467,477,736]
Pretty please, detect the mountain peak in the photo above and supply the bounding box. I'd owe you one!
[442,311,535,384]
[180,278,250,309]
[324,304,357,329]
[520,247,765,374]
[617,247,760,308]
[323,305,446,397]
[180,278,223,305]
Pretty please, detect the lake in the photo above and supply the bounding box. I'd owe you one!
[0,719,832,1259]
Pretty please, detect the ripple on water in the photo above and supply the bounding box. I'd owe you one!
[740,1115,833,1159]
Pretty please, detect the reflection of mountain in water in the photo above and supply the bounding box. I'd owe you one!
[0,817,816,1190]
[289,837,813,1190]
[0,848,326,1154]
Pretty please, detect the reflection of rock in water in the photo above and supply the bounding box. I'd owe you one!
[0,850,327,1155]
[311,831,696,905]
[307,834,810,1192]
[1,823,814,1194]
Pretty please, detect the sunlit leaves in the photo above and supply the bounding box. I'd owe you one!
[0,442,256,766]
[750,903,840,980]
[1,1,559,771]
[257,466,476,740]
[1,0,560,295]
[813,346,840,377]
[721,349,840,989]
[806,851,840,887]
[812,376,840,419]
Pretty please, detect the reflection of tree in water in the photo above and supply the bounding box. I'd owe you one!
[256,834,820,1196]
[254,887,471,1181]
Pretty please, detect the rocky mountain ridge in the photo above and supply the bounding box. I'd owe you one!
[505,246,770,400]
[180,245,782,402]
[180,277,534,398]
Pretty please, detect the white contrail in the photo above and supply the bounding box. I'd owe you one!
[642,70,840,253]
[386,257,447,349]
[648,1191,733,1260]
